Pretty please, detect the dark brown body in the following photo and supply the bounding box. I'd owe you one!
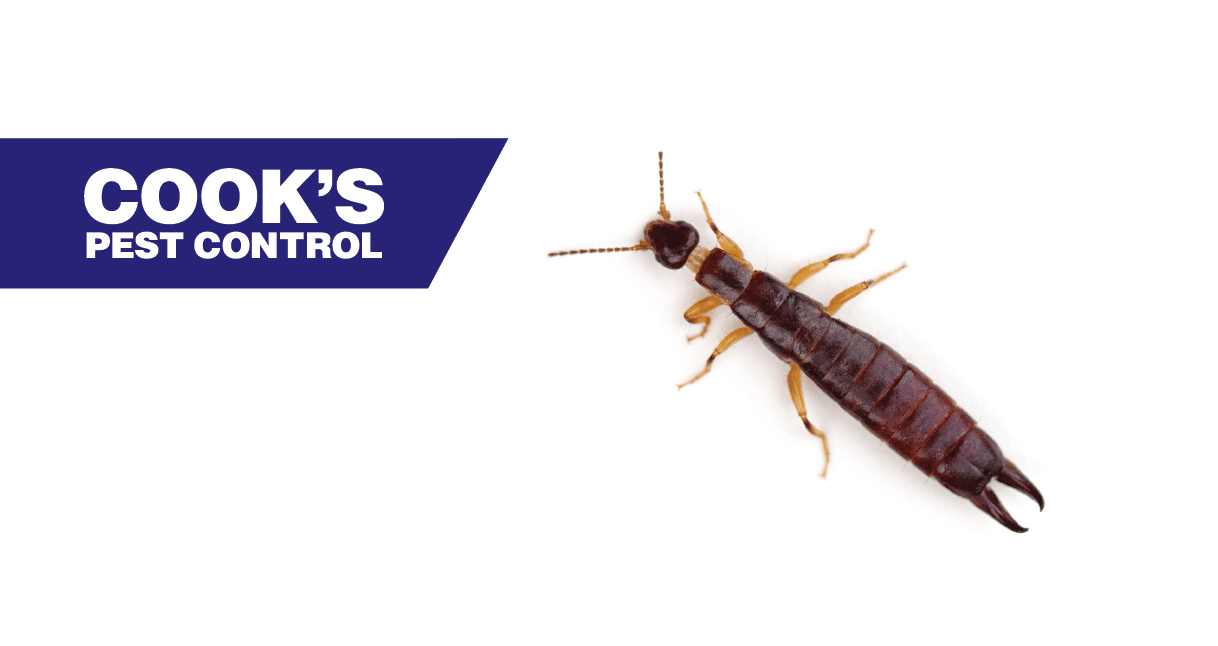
[697,247,1015,503]
[553,156,1043,531]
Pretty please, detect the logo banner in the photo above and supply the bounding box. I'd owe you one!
[0,138,506,288]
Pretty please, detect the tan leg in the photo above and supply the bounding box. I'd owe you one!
[695,191,745,262]
[677,327,754,389]
[683,295,722,341]
[788,229,874,289]
[787,363,830,478]
[825,263,907,316]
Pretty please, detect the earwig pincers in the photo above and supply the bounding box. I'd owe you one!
[549,153,1043,532]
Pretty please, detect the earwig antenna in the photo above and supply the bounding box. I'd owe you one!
[548,241,650,257]
[658,151,670,221]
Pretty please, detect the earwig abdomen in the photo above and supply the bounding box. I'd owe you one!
[695,248,1041,530]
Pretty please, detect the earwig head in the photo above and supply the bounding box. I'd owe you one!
[639,152,703,269]
[643,219,700,269]
[547,152,702,269]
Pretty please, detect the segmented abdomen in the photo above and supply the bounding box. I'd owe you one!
[724,269,1005,497]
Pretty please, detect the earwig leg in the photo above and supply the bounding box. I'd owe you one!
[788,229,874,289]
[786,363,830,477]
[695,191,745,262]
[824,263,908,316]
[683,296,723,341]
[677,327,754,389]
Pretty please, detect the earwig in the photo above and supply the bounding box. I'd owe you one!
[549,153,1043,532]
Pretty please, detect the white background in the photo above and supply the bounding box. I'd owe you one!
[2,2,1215,644]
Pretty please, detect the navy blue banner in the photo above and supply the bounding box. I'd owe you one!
[0,138,506,288]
